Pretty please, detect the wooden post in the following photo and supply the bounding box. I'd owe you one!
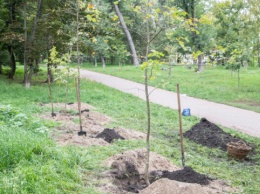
[48,74,55,117]
[177,83,185,168]
[75,77,86,136]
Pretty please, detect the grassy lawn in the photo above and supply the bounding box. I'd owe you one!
[82,63,260,113]
[0,66,260,193]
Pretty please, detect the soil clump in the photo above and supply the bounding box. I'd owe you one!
[96,128,125,143]
[161,166,212,185]
[184,118,247,151]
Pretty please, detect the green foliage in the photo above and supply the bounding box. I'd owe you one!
[227,49,243,71]
[141,51,165,80]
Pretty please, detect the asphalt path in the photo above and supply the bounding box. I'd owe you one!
[81,70,260,138]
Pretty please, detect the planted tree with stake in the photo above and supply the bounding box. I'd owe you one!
[49,46,77,115]
[134,0,186,185]
[60,0,99,136]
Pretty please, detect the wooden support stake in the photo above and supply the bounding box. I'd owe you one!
[48,75,55,117]
[177,83,185,168]
[75,77,86,136]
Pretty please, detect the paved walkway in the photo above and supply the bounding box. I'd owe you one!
[81,70,260,138]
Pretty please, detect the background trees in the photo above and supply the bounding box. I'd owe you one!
[0,0,259,82]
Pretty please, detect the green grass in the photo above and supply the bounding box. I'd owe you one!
[0,65,260,193]
[82,63,260,113]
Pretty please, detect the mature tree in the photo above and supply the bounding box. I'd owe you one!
[0,0,24,79]
[113,1,139,66]
[212,0,248,65]
[247,0,260,67]
[171,0,217,71]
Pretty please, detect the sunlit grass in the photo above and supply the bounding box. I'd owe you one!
[0,65,259,193]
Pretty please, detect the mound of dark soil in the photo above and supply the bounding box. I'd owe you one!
[161,166,212,185]
[184,118,241,151]
[96,128,125,143]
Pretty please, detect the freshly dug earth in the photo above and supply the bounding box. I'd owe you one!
[40,104,236,194]
[39,103,146,147]
[184,118,247,151]
[101,149,235,194]
[161,166,212,185]
[96,128,125,143]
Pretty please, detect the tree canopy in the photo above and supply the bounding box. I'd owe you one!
[0,0,259,82]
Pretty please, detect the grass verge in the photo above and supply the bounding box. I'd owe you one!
[0,66,259,193]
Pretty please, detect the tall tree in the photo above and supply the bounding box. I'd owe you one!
[23,0,43,87]
[174,0,208,71]
[113,2,139,66]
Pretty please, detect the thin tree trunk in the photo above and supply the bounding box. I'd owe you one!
[8,46,16,79]
[75,2,85,135]
[7,3,16,79]
[46,29,53,83]
[144,7,151,186]
[48,75,55,117]
[198,55,203,72]
[258,36,260,67]
[100,52,106,68]
[144,68,151,186]
[113,3,139,66]
[237,68,240,88]
[93,56,97,67]
[28,63,34,81]
[23,0,30,87]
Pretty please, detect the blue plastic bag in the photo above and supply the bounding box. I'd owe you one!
[182,108,191,116]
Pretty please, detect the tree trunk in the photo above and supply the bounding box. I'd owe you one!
[23,0,30,88]
[46,29,53,83]
[0,64,2,74]
[24,0,42,87]
[94,56,97,67]
[198,55,203,72]
[100,53,106,68]
[75,2,85,135]
[113,3,139,66]
[28,63,34,81]
[144,68,151,186]
[144,9,151,186]
[258,36,260,67]
[7,2,16,80]
[8,46,16,79]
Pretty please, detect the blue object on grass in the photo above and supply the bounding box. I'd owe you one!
[182,108,191,116]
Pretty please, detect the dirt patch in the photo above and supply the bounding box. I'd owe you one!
[39,104,236,193]
[140,178,234,194]
[39,103,146,147]
[161,166,212,185]
[184,118,247,151]
[100,149,235,194]
[103,149,179,193]
[96,128,125,143]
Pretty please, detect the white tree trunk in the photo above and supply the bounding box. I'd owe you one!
[114,4,139,66]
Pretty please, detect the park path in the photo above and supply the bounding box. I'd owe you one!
[81,70,260,138]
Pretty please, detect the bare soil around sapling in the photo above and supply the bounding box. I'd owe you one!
[101,149,236,194]
[39,104,237,194]
[39,102,146,147]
